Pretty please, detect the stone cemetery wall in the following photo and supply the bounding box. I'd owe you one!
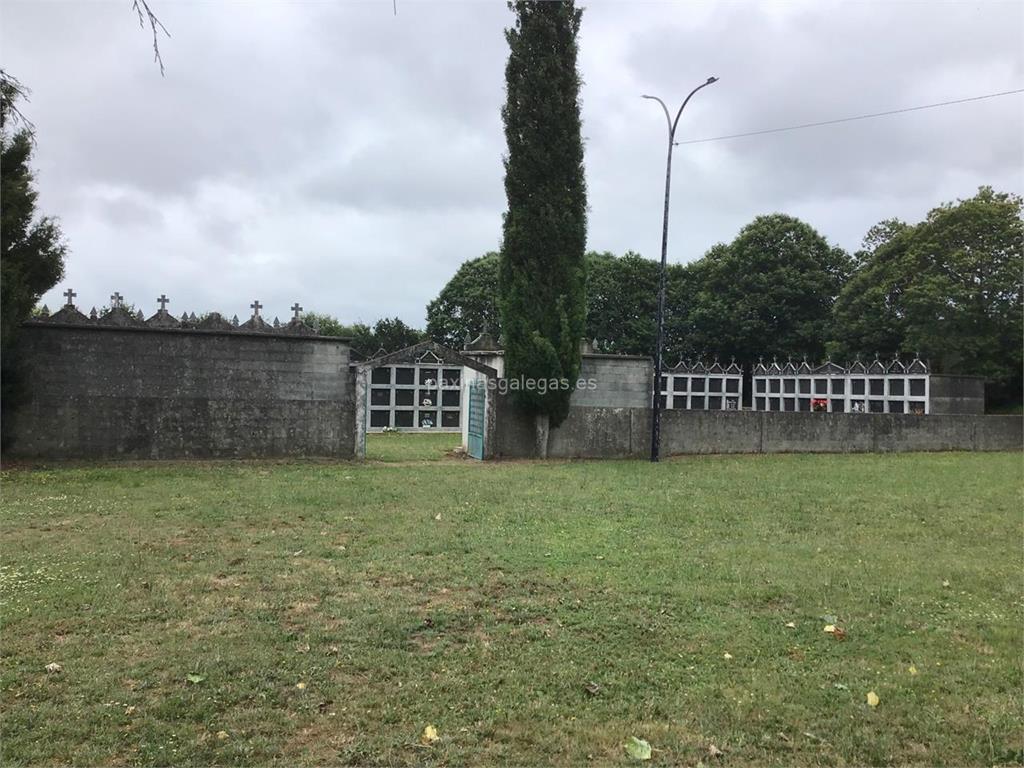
[928,374,985,415]
[486,354,651,458]
[490,403,1021,460]
[8,302,355,460]
[573,354,652,408]
[487,350,1016,460]
[661,410,1020,456]
[459,349,652,408]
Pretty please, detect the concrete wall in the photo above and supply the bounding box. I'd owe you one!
[487,355,652,459]
[575,355,652,408]
[492,403,1022,459]
[461,351,652,408]
[8,324,355,459]
[489,391,538,459]
[545,406,642,458]
[928,374,986,415]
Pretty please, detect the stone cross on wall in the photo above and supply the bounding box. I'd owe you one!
[250,300,262,318]
[157,294,170,311]
[291,303,302,320]
[110,292,124,309]
[63,288,77,307]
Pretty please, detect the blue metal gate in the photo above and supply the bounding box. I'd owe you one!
[467,380,485,460]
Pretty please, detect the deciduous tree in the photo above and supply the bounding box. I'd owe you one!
[586,251,691,359]
[832,187,1023,405]
[426,252,500,348]
[686,214,852,369]
[426,249,693,359]
[370,317,425,354]
[304,313,424,358]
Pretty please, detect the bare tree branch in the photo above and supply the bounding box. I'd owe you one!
[131,0,171,76]
[0,69,35,137]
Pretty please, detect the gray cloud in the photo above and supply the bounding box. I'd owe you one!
[2,0,1020,326]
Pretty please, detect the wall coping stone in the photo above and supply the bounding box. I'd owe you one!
[22,319,351,343]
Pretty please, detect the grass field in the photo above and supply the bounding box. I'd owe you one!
[365,431,461,462]
[2,440,1022,766]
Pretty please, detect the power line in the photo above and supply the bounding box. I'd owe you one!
[675,88,1024,145]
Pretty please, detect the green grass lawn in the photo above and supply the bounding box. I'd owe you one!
[366,432,461,462]
[2,444,1022,766]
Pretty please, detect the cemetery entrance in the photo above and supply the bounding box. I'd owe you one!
[467,379,486,459]
[367,350,463,432]
[353,342,497,459]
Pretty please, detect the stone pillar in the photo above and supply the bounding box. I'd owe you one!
[354,367,369,459]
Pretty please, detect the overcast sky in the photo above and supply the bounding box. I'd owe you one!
[2,0,1022,327]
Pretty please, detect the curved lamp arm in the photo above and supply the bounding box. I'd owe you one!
[642,94,672,135]
[643,76,719,142]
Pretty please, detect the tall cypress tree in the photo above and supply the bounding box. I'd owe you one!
[498,0,587,445]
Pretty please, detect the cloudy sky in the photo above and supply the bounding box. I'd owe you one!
[3,0,1022,327]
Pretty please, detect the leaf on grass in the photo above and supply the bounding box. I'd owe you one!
[216,730,229,741]
[421,724,439,745]
[45,662,62,674]
[866,691,880,708]
[434,514,442,521]
[831,627,847,641]
[583,681,600,696]
[909,664,918,676]
[823,624,836,634]
[624,737,652,761]
[784,621,796,628]
[186,674,205,684]
[296,682,306,690]
[723,652,733,660]
[708,743,724,758]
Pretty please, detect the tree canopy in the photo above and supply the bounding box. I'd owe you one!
[426,252,500,348]
[832,187,1023,401]
[428,194,1018,410]
[304,313,425,358]
[680,215,852,368]
[498,0,587,429]
[426,250,692,360]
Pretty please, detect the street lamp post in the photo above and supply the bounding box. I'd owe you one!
[643,76,718,463]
